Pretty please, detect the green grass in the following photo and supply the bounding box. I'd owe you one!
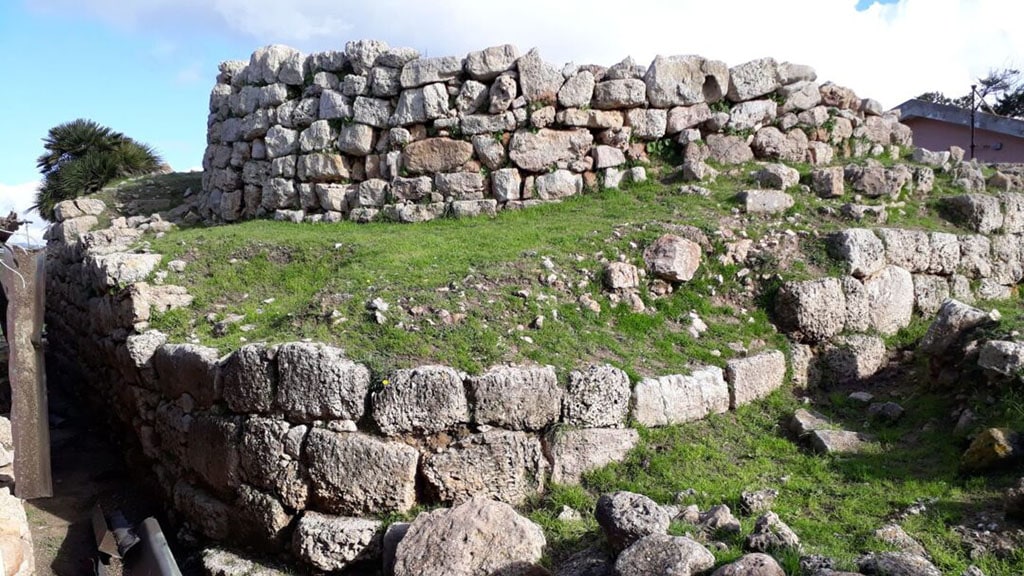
[524,389,1024,574]
[148,179,789,377]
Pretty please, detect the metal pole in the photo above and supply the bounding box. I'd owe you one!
[970,84,977,160]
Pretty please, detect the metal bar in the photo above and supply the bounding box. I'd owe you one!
[970,83,977,160]
[1,248,52,499]
[127,517,182,576]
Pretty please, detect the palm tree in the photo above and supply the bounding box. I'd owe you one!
[34,119,163,220]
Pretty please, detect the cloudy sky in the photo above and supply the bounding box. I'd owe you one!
[1,0,1022,239]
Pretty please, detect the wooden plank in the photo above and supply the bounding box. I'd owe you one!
[1,247,52,499]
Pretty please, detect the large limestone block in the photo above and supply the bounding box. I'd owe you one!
[508,128,594,172]
[943,194,1004,234]
[186,414,240,495]
[863,265,914,335]
[238,417,309,509]
[535,169,583,200]
[877,228,931,273]
[632,367,729,427]
[562,364,632,427]
[221,344,277,413]
[248,44,305,85]
[644,55,707,108]
[173,481,234,540]
[400,55,462,88]
[371,365,469,435]
[546,428,639,484]
[726,350,787,408]
[305,430,419,514]
[775,278,846,343]
[275,343,370,422]
[393,498,545,576]
[593,79,648,110]
[292,512,382,572]
[468,365,562,431]
[402,138,474,174]
[559,71,596,108]
[421,431,547,505]
[517,48,563,104]
[727,58,780,102]
[465,44,519,81]
[153,343,221,407]
[829,228,886,278]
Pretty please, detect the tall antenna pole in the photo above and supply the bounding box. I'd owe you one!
[970,84,977,160]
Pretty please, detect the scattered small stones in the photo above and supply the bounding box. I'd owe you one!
[848,391,874,404]
[873,524,927,557]
[1005,477,1024,520]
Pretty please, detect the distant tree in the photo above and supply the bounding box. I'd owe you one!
[916,68,1024,118]
[34,119,163,221]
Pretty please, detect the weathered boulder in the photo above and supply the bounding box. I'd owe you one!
[979,340,1024,376]
[857,552,941,576]
[402,138,474,174]
[305,430,419,514]
[812,166,845,198]
[775,278,846,343]
[706,134,755,165]
[726,350,787,408]
[563,364,632,427]
[604,262,641,291]
[699,504,741,533]
[711,553,785,576]
[595,491,670,552]
[509,128,594,172]
[559,71,597,108]
[820,333,887,385]
[393,498,545,576]
[632,367,729,426]
[739,489,779,516]
[918,299,993,357]
[745,512,800,552]
[961,428,1021,471]
[740,190,794,214]
[421,431,546,505]
[729,100,778,132]
[553,547,614,576]
[615,534,716,576]
[372,365,469,435]
[248,44,304,85]
[643,234,702,282]
[873,524,927,557]
[751,127,805,163]
[546,428,640,485]
[754,163,800,190]
[468,365,562,431]
[275,343,369,422]
[292,513,382,572]
[809,429,873,454]
[173,481,234,540]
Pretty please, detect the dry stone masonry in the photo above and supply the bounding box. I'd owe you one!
[44,193,793,572]
[197,40,910,225]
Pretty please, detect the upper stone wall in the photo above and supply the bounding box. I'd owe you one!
[198,40,911,224]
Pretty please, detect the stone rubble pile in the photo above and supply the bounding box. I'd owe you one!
[197,40,909,225]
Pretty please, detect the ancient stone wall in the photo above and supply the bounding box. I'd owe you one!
[44,200,791,569]
[197,40,911,224]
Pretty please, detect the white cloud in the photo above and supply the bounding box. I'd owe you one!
[0,182,47,248]
[29,0,1024,107]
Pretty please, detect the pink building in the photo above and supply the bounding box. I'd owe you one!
[894,99,1024,163]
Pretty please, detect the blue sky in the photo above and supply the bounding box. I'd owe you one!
[1,0,1021,241]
